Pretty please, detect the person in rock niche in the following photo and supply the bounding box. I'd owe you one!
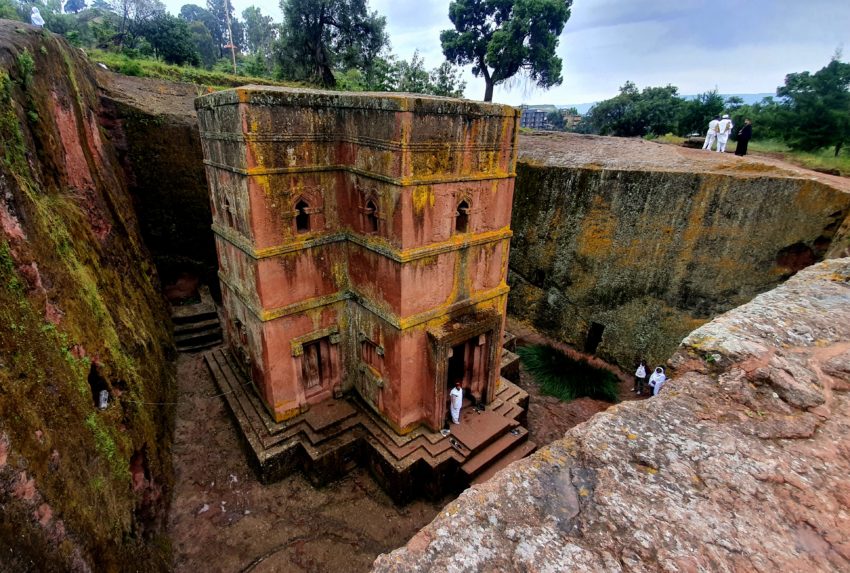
[633,359,648,395]
[647,366,667,396]
[450,381,464,424]
[735,119,753,156]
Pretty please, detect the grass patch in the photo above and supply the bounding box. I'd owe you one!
[517,344,619,402]
[748,139,850,176]
[646,133,685,145]
[85,49,301,90]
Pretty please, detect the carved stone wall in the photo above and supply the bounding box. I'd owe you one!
[196,87,519,431]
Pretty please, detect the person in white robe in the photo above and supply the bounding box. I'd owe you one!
[702,116,720,150]
[716,114,734,153]
[449,381,463,424]
[31,7,45,28]
[648,367,667,396]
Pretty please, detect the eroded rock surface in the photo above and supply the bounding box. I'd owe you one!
[510,132,850,369]
[373,258,850,572]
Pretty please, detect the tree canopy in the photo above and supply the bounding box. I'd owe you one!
[275,0,388,87]
[777,57,850,156]
[584,82,682,137]
[440,0,572,101]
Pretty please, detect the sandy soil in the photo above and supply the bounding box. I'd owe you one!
[168,324,633,572]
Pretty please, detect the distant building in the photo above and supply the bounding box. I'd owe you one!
[519,105,582,131]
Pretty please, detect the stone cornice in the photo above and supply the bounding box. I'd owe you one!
[211,223,512,263]
[202,159,516,186]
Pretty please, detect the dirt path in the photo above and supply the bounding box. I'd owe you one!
[168,325,634,571]
[167,353,444,573]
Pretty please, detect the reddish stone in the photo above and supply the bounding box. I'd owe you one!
[197,88,519,431]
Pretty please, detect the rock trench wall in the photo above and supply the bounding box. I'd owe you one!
[373,257,850,572]
[0,24,174,571]
[509,135,850,369]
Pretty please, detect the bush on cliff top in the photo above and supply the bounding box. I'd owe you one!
[517,344,619,402]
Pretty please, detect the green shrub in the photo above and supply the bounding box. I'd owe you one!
[17,49,35,87]
[517,344,619,402]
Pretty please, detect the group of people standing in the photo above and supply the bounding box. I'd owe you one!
[702,114,753,156]
[633,360,667,397]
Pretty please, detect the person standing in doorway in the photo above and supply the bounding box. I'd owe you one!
[633,359,648,395]
[703,116,720,150]
[735,119,752,156]
[716,114,734,153]
[450,381,463,424]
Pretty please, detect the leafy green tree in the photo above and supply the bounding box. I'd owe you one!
[394,50,431,94]
[241,6,275,73]
[677,89,724,135]
[429,61,466,98]
[0,0,19,19]
[440,0,572,102]
[777,57,850,156]
[585,82,681,137]
[187,20,217,68]
[205,0,241,58]
[140,13,200,65]
[547,110,565,130]
[276,0,388,87]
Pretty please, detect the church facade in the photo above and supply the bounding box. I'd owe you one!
[196,87,519,434]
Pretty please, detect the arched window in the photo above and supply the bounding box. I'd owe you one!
[295,199,310,233]
[455,199,470,234]
[365,199,379,233]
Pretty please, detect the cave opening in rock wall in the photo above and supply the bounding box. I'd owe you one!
[584,322,605,354]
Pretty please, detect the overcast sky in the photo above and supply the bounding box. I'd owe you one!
[162,0,850,106]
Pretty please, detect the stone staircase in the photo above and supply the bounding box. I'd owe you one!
[171,286,222,352]
[204,345,535,499]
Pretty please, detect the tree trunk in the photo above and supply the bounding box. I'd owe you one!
[835,141,843,157]
[483,80,494,102]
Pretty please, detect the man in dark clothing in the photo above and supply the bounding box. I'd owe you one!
[735,119,752,156]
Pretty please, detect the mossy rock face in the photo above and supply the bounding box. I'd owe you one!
[508,157,850,369]
[0,23,174,570]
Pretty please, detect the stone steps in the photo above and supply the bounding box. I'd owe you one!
[171,286,222,352]
[471,440,537,486]
[461,426,528,477]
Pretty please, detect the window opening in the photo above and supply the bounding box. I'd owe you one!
[361,338,382,371]
[295,199,310,233]
[222,196,234,228]
[455,200,470,233]
[365,199,379,233]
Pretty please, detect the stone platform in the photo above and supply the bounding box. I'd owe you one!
[204,349,534,502]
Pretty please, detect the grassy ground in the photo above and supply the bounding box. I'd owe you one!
[516,344,620,402]
[747,139,850,175]
[85,49,302,91]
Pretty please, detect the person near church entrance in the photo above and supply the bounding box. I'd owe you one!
[735,119,752,156]
[702,116,720,151]
[633,359,648,395]
[450,381,463,424]
[716,114,734,153]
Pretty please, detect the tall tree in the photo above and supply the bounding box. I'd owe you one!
[241,5,275,73]
[140,14,200,65]
[429,61,466,98]
[276,0,388,87]
[777,57,850,156]
[187,20,217,68]
[440,0,572,102]
[585,82,681,137]
[394,50,431,94]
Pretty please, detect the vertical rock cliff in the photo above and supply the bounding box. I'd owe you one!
[0,23,174,571]
[509,132,850,369]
